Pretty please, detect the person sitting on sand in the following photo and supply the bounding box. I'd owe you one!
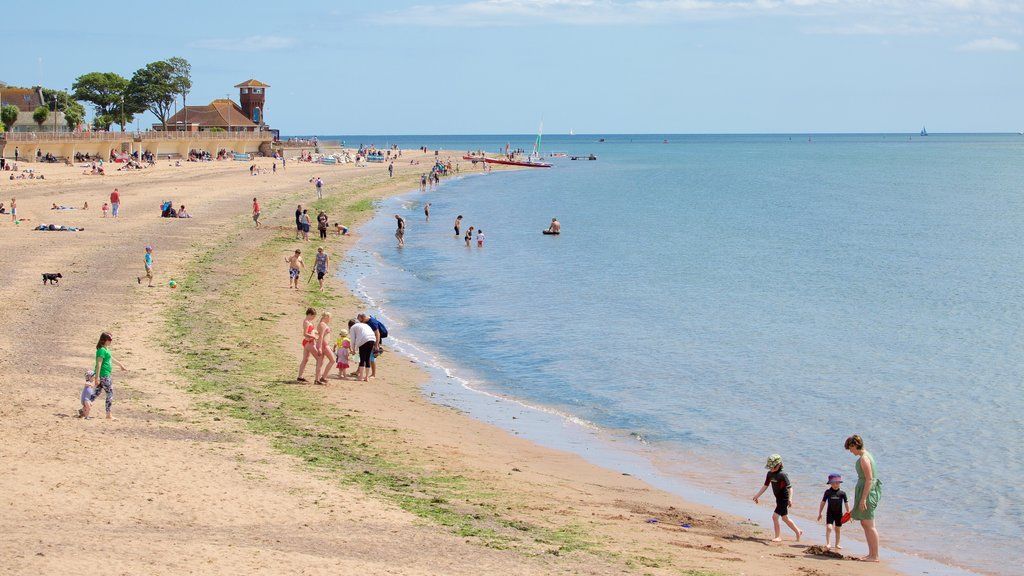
[547,217,561,233]
[752,454,803,543]
[177,205,191,218]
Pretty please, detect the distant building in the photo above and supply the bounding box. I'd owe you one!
[0,83,66,132]
[157,79,272,134]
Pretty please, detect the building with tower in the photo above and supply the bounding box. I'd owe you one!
[156,79,275,137]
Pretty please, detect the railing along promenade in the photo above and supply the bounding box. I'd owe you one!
[0,131,270,143]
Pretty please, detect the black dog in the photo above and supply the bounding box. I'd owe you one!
[42,273,63,285]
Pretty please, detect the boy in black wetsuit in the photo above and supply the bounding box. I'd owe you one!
[817,473,850,549]
[752,454,803,542]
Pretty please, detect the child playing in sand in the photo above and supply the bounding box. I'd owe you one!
[334,223,349,236]
[79,370,96,419]
[817,473,850,549]
[286,249,304,289]
[101,202,109,217]
[752,454,803,542]
[333,329,352,379]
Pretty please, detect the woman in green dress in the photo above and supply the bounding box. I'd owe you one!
[845,434,882,562]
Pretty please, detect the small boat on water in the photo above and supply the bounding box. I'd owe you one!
[570,154,597,161]
[920,126,928,136]
[463,155,552,168]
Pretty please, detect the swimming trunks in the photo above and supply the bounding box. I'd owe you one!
[289,268,300,279]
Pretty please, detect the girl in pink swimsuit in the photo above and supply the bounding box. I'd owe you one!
[297,308,320,382]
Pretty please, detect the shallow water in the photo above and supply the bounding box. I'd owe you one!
[338,133,1024,576]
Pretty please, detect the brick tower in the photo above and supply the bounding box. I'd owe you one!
[234,79,270,126]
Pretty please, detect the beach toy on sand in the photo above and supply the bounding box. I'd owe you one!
[169,280,178,289]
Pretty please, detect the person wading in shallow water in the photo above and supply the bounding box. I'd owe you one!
[846,434,882,562]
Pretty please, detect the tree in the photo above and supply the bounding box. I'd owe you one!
[2,104,19,132]
[168,56,192,118]
[64,108,83,131]
[41,88,87,132]
[72,72,129,118]
[127,60,177,131]
[92,113,115,131]
[32,106,49,129]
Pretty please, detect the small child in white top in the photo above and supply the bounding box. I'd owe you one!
[476,229,485,247]
[79,370,96,419]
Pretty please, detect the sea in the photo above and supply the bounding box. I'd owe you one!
[327,133,1023,576]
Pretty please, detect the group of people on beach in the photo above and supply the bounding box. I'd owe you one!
[751,436,882,561]
[297,310,387,385]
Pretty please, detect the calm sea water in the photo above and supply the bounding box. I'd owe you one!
[335,134,1024,576]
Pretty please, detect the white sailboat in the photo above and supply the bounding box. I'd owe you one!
[528,120,545,164]
[569,129,574,136]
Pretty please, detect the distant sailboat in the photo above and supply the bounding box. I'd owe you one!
[920,126,928,136]
[569,129,574,136]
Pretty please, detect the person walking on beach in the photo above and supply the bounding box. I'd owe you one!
[14,146,19,163]
[348,318,376,382]
[420,174,427,191]
[314,312,335,385]
[752,454,803,543]
[846,435,882,562]
[817,473,850,550]
[297,308,320,383]
[137,246,154,287]
[314,246,329,292]
[10,197,16,223]
[394,214,405,247]
[300,209,311,241]
[388,162,394,178]
[110,188,121,218]
[91,332,128,420]
[286,249,304,289]
[295,205,303,239]
[464,226,475,247]
[252,198,261,228]
[424,203,431,222]
[454,215,463,237]
[317,211,329,240]
[315,177,323,200]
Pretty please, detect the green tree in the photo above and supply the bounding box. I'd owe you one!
[168,56,192,113]
[128,60,177,131]
[32,106,49,129]
[64,108,83,131]
[1,104,19,132]
[92,113,115,131]
[72,72,129,118]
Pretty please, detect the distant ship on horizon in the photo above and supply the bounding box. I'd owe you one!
[920,126,928,136]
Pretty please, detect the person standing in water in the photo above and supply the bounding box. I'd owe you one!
[464,226,475,247]
[846,435,882,562]
[394,214,405,247]
[424,203,431,222]
[454,215,463,237]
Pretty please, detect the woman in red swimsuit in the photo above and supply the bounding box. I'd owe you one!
[297,308,320,382]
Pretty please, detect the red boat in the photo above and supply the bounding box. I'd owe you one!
[463,155,551,168]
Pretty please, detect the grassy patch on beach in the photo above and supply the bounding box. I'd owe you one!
[164,175,615,563]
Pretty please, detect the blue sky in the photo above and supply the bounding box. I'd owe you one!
[4,0,1022,134]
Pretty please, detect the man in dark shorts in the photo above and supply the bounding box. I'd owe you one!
[295,204,303,239]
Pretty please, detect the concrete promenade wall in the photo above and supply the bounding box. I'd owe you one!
[0,132,271,160]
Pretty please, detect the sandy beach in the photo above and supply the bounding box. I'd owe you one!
[0,152,902,575]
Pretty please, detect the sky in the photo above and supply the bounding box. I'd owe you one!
[3,0,1022,135]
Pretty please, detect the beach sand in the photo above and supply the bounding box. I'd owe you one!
[0,153,900,575]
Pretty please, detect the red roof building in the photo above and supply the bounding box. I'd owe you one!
[155,79,270,132]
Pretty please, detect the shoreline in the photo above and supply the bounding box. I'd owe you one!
[1,154,907,575]
[344,186,983,576]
